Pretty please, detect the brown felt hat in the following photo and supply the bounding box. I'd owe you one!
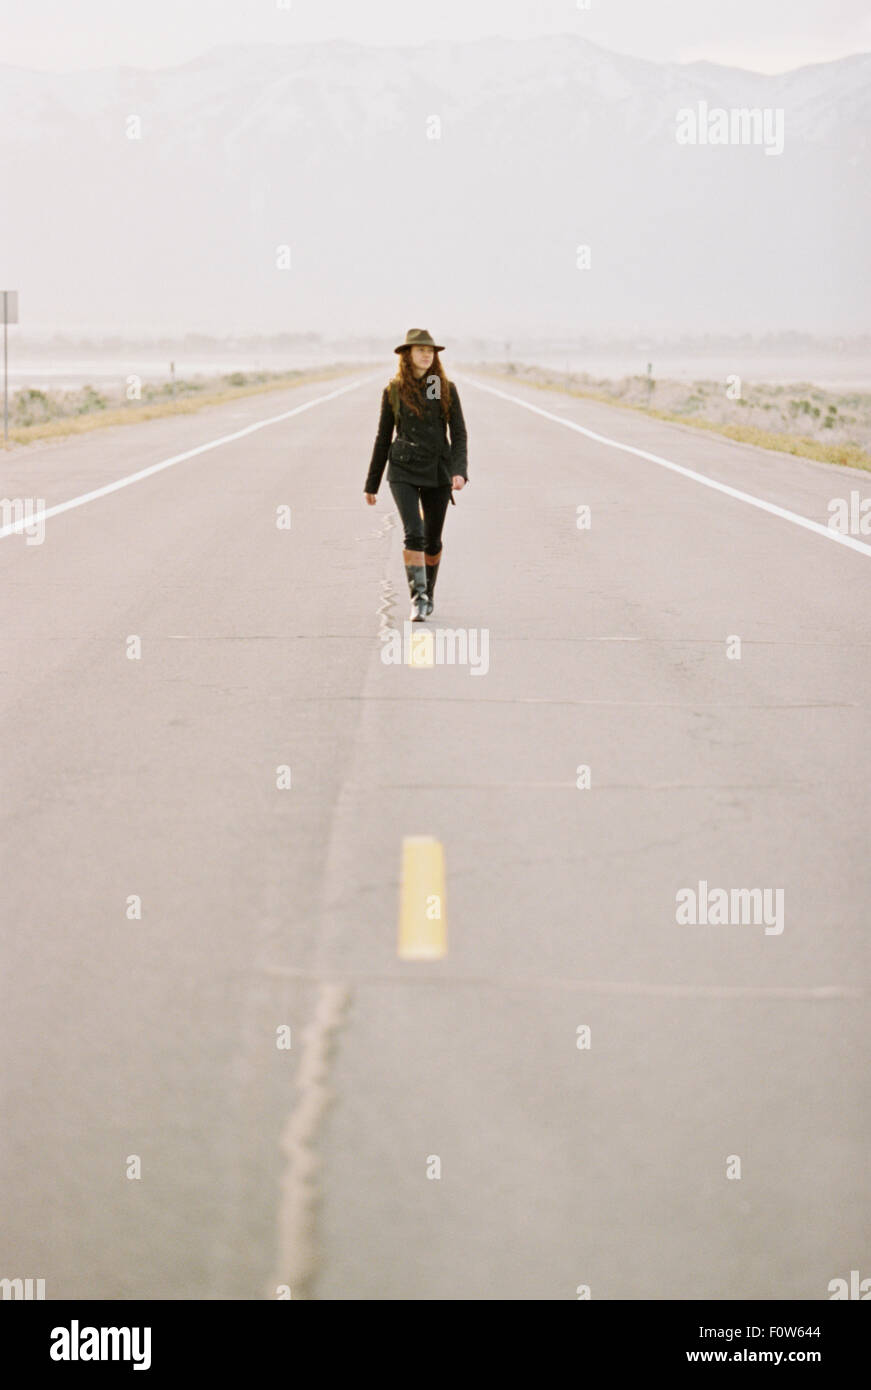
[394,327,445,353]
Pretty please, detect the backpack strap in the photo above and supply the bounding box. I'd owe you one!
[388,380,400,431]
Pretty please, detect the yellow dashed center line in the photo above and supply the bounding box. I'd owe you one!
[398,836,447,959]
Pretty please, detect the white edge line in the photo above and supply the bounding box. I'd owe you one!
[0,374,379,541]
[456,373,871,559]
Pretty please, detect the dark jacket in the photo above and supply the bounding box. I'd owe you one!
[364,376,468,494]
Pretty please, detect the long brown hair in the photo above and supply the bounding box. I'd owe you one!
[393,348,451,422]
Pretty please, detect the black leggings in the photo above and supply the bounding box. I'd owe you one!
[389,482,452,554]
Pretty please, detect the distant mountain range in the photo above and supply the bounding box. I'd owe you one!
[1,36,868,337]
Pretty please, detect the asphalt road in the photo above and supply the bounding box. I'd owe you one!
[1,369,868,1300]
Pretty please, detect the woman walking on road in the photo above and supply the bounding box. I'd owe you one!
[364,328,468,621]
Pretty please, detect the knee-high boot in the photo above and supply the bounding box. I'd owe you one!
[403,549,428,622]
[424,550,442,617]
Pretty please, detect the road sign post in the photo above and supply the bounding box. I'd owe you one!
[2,291,19,447]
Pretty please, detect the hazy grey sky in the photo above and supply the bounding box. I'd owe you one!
[1,0,869,75]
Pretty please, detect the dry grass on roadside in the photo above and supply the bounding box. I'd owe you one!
[474,363,871,473]
[1,364,363,448]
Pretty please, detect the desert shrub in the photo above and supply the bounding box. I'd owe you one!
[13,387,53,425]
[75,385,108,414]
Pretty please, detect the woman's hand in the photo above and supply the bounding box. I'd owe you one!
[452,476,466,492]
[364,493,377,505]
